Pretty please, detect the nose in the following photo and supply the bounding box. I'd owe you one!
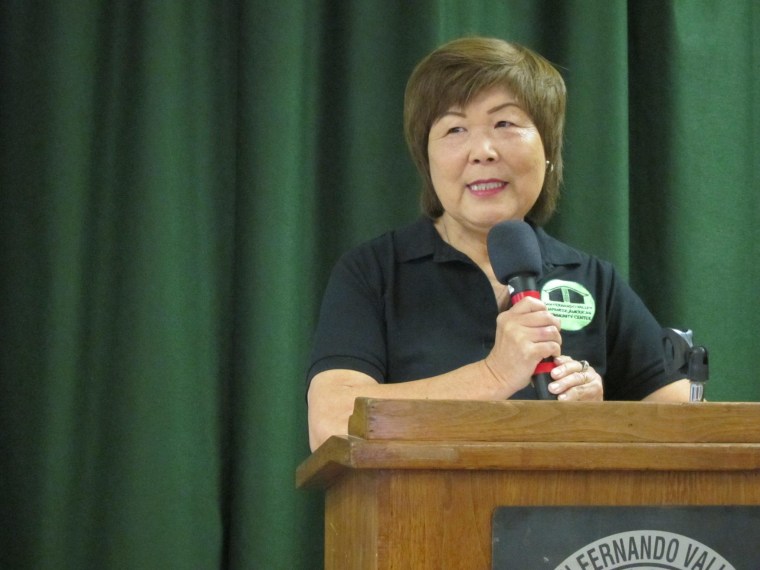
[469,131,498,163]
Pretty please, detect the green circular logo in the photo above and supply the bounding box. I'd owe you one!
[541,279,595,331]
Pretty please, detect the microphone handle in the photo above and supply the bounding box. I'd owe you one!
[533,360,558,400]
[507,277,558,400]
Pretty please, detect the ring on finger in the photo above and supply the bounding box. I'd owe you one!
[580,360,589,372]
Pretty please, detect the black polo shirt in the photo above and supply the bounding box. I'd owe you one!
[308,217,670,400]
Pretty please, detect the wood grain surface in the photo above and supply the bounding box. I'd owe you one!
[296,400,760,569]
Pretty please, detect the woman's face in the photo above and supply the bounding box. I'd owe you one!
[427,85,546,237]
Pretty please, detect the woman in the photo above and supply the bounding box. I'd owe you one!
[306,37,689,451]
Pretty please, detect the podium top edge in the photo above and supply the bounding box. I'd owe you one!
[347,399,760,444]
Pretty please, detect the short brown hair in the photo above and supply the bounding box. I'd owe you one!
[403,37,566,225]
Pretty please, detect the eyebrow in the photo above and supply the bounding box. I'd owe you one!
[487,102,520,114]
[439,101,520,119]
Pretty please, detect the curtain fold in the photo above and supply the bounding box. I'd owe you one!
[628,1,760,402]
[2,1,758,568]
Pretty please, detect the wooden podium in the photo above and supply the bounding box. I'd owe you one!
[296,399,760,569]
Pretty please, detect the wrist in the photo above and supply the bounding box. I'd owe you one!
[481,358,524,398]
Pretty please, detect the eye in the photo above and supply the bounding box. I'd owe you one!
[495,120,514,128]
[446,126,466,135]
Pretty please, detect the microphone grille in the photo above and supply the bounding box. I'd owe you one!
[487,220,543,284]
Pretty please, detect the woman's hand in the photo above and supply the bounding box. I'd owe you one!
[484,296,562,394]
[548,355,603,401]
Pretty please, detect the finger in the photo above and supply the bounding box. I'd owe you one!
[572,373,603,401]
[532,324,562,344]
[556,378,588,401]
[496,312,561,343]
[549,359,584,381]
[513,311,562,334]
[508,295,548,314]
[549,367,594,395]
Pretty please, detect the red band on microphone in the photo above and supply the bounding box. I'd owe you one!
[511,290,540,304]
[534,360,556,375]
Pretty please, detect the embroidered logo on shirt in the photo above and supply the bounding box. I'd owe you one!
[541,279,595,331]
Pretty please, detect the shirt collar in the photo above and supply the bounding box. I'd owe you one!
[396,217,469,263]
[532,224,584,269]
[396,216,582,269]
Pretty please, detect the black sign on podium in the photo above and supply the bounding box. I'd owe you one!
[492,506,760,570]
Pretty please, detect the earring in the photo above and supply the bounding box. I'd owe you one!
[546,160,554,173]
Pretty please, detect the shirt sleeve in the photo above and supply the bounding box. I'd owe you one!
[603,264,672,400]
[306,244,389,387]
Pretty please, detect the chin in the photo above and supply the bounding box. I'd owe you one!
[484,213,525,227]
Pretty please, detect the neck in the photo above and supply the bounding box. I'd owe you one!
[436,215,490,266]
[435,215,513,310]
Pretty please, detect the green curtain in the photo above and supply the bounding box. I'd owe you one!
[2,1,757,568]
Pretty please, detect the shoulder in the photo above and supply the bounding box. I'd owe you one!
[533,226,614,275]
[534,227,633,312]
[327,218,436,291]
[339,217,437,267]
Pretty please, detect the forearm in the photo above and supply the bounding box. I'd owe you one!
[307,360,522,450]
[642,378,691,402]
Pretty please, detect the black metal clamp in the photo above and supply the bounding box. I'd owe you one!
[662,328,709,402]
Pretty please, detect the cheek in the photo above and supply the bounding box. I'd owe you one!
[428,145,458,184]
[516,132,546,162]
[515,141,547,180]
[428,163,451,205]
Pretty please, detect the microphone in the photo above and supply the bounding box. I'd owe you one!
[487,220,558,400]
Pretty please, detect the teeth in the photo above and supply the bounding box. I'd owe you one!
[469,181,504,191]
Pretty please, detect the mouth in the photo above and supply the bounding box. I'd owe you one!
[467,180,507,196]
